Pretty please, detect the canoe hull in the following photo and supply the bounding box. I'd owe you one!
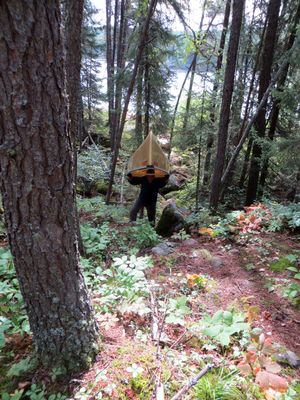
[127,132,169,178]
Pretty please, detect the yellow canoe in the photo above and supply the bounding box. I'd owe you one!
[127,132,170,178]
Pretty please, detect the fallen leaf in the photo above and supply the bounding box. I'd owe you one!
[237,361,252,376]
[255,371,288,393]
[198,227,214,236]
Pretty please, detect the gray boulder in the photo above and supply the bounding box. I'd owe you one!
[156,203,186,237]
[160,173,186,195]
[151,241,176,256]
[276,351,300,368]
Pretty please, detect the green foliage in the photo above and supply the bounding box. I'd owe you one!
[171,229,190,241]
[81,256,103,290]
[267,203,300,232]
[0,248,29,348]
[1,384,67,399]
[6,356,37,378]
[161,296,191,326]
[193,310,250,347]
[125,220,159,249]
[96,255,152,312]
[77,146,110,185]
[78,196,128,223]
[269,255,297,272]
[81,222,113,256]
[1,390,24,400]
[282,282,300,305]
[194,368,247,400]
[175,176,197,207]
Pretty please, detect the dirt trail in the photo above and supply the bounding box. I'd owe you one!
[149,233,300,355]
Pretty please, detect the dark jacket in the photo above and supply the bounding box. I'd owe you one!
[129,176,168,205]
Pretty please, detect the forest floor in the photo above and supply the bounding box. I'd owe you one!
[1,201,300,399]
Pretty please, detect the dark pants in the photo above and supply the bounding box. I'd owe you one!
[130,197,156,224]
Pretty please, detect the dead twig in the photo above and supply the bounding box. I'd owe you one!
[170,364,215,400]
[150,290,167,400]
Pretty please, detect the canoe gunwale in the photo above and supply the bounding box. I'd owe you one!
[127,165,169,176]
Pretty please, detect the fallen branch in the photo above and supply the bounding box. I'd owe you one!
[150,290,167,400]
[170,364,214,400]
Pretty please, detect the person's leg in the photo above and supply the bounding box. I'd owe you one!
[130,197,143,221]
[146,201,156,225]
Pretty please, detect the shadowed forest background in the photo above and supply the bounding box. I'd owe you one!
[0,0,300,399]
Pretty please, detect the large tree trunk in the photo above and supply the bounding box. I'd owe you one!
[209,0,245,209]
[245,0,281,205]
[0,0,98,371]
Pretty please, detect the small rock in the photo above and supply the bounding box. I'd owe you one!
[230,249,239,255]
[151,242,174,256]
[276,351,300,369]
[211,257,224,268]
[182,238,198,247]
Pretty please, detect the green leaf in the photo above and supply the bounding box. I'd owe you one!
[223,311,233,325]
[203,325,222,338]
[7,357,37,377]
[217,332,231,346]
[211,310,223,324]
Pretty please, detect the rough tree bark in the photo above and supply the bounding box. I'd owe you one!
[209,0,245,209]
[245,0,281,205]
[0,0,98,371]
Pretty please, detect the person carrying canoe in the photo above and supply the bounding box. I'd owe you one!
[128,172,168,224]
[127,132,170,225]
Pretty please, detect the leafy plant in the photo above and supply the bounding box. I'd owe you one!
[25,384,46,400]
[81,222,113,256]
[0,248,29,346]
[96,255,152,312]
[171,229,190,241]
[161,296,192,326]
[267,203,300,232]
[125,219,159,249]
[1,390,24,400]
[7,356,38,378]
[269,255,298,272]
[282,282,300,305]
[193,310,250,347]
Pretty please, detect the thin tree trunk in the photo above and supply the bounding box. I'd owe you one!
[168,61,194,158]
[209,0,245,210]
[106,0,158,204]
[0,0,98,371]
[259,1,300,195]
[106,0,115,149]
[135,64,144,144]
[239,138,253,187]
[113,0,129,146]
[245,0,281,205]
[65,0,84,255]
[203,0,231,185]
[182,54,197,133]
[220,37,300,190]
[144,39,150,138]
